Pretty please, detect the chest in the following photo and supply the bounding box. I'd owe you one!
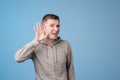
[34,44,68,65]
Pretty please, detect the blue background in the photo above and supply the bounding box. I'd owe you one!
[0,0,120,80]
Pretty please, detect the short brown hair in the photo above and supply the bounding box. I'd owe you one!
[42,14,60,24]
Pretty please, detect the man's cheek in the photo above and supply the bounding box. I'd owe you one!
[44,29,49,34]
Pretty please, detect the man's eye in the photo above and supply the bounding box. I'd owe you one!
[50,25,54,27]
[57,25,60,27]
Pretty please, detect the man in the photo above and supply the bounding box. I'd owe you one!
[15,14,75,80]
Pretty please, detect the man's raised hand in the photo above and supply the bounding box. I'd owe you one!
[34,23,48,42]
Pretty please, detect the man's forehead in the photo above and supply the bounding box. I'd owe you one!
[47,19,59,22]
[44,19,60,24]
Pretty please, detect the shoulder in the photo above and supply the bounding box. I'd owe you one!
[59,39,71,47]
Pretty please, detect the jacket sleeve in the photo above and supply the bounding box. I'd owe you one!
[67,43,75,80]
[15,39,39,62]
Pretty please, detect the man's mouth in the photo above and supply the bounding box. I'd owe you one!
[52,32,58,35]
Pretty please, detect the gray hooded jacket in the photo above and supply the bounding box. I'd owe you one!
[15,37,75,80]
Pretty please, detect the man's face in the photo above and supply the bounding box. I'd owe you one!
[43,19,60,40]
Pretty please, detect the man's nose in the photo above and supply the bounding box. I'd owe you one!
[54,26,59,31]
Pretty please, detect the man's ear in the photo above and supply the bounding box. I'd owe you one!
[42,23,46,28]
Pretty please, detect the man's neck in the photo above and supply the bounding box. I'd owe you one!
[44,37,55,45]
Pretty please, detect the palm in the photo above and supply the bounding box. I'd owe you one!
[34,23,48,41]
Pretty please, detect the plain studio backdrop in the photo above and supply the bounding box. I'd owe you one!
[0,0,120,80]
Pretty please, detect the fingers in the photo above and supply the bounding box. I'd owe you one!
[34,22,42,32]
[34,23,38,32]
[38,22,41,31]
[33,22,47,41]
[34,25,37,33]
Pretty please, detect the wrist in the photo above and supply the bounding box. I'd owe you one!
[35,38,40,42]
[31,39,40,47]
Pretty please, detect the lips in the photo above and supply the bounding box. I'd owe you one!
[51,33,58,37]
[52,32,58,35]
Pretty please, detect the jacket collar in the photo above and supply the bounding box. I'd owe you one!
[39,37,61,46]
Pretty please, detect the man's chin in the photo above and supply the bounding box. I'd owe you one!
[50,36,58,40]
